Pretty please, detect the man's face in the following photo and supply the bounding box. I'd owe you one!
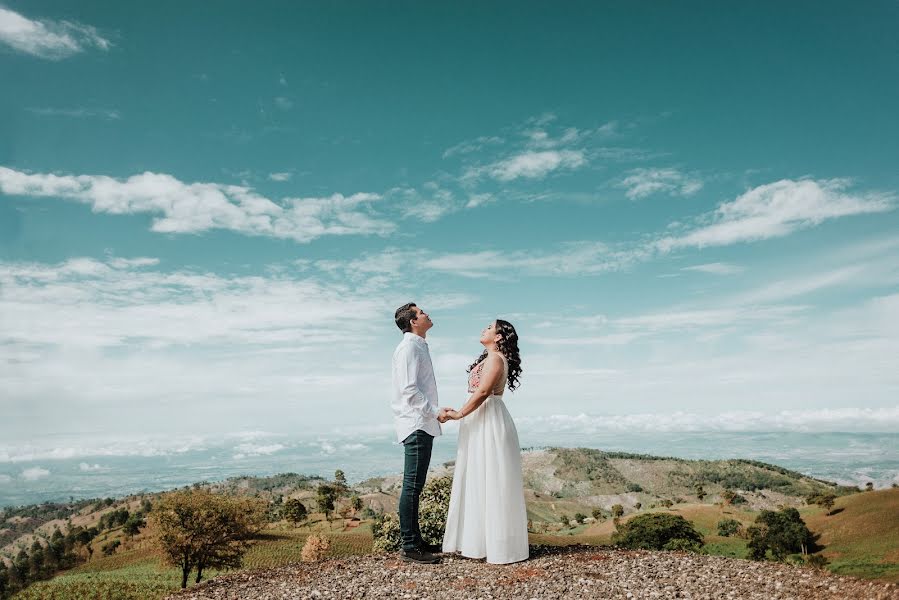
[411,306,433,332]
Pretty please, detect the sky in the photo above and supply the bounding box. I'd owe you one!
[2,1,899,452]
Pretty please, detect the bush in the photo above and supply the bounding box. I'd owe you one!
[611,504,624,518]
[612,513,704,552]
[626,482,643,493]
[371,512,401,553]
[747,507,814,561]
[717,518,743,537]
[720,489,747,505]
[371,476,452,552]
[574,513,586,524]
[419,476,453,545]
[806,554,830,570]
[591,508,603,520]
[301,534,331,562]
[662,538,704,553]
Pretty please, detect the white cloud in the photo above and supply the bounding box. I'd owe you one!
[0,167,392,243]
[617,167,703,200]
[232,443,286,459]
[465,193,493,209]
[681,262,744,275]
[324,242,642,280]
[268,172,292,182]
[21,467,50,481]
[481,150,587,182]
[656,179,895,251]
[27,107,121,120]
[391,184,458,223]
[108,257,159,269]
[443,136,504,158]
[517,406,899,434]
[0,7,110,59]
[78,462,104,472]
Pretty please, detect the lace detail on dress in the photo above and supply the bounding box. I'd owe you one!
[467,354,508,395]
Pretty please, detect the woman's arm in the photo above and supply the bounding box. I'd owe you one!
[450,354,504,419]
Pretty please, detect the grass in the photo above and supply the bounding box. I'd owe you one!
[11,487,897,599]
[801,488,899,582]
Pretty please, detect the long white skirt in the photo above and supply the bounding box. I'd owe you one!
[442,394,529,564]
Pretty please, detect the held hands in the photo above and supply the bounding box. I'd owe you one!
[438,407,462,423]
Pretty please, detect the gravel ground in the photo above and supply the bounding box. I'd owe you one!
[167,545,899,600]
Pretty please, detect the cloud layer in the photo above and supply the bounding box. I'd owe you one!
[0,167,392,243]
[0,7,110,59]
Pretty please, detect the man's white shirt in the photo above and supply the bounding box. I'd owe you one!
[391,332,442,443]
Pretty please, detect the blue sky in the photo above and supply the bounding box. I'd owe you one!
[2,1,899,449]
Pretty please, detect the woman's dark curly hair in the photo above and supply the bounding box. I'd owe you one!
[467,319,523,391]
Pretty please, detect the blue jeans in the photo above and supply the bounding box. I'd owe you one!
[399,429,434,551]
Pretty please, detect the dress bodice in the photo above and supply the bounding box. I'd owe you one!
[467,353,508,396]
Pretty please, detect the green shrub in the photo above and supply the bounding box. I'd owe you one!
[747,507,814,561]
[806,554,830,570]
[662,538,704,553]
[371,512,401,553]
[717,518,743,537]
[612,513,704,552]
[371,476,452,552]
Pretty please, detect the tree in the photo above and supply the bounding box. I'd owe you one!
[316,485,339,521]
[695,485,706,501]
[818,494,836,515]
[100,540,120,556]
[333,470,348,500]
[611,504,624,519]
[123,514,146,539]
[591,508,603,520]
[350,495,364,513]
[746,507,814,561]
[283,498,308,526]
[612,513,704,553]
[574,513,586,524]
[0,561,8,598]
[865,482,874,492]
[150,489,266,588]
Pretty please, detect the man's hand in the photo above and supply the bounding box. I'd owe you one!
[438,407,454,423]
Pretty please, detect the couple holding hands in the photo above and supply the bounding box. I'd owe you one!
[390,302,529,565]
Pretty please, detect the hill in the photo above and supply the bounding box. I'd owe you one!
[2,447,896,599]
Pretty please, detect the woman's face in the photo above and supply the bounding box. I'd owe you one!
[480,321,500,346]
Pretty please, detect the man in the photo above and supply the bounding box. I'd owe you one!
[392,302,451,564]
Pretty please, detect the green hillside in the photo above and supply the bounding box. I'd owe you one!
[2,447,894,599]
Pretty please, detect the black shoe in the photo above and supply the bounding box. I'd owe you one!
[420,542,443,554]
[400,548,440,564]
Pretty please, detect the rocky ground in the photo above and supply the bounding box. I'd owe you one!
[167,545,899,600]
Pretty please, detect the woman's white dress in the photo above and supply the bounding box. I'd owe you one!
[442,353,529,564]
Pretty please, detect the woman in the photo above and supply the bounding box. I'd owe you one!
[441,319,529,564]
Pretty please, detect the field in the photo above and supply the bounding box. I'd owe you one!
[12,489,898,599]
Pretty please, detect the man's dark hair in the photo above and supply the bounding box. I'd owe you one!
[395,302,418,333]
